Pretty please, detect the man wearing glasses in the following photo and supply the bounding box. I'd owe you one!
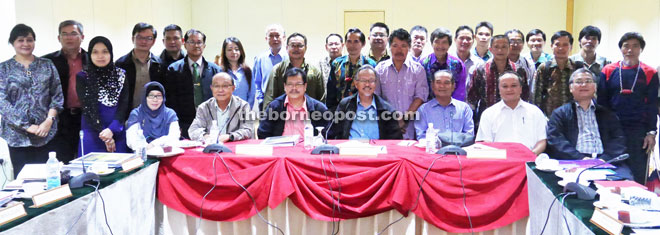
[368,22,390,63]
[189,73,254,143]
[262,33,324,109]
[164,29,222,139]
[43,20,87,163]
[258,68,329,140]
[116,22,165,111]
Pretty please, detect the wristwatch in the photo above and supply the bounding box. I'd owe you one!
[48,115,56,121]
[647,131,657,136]
[228,135,235,141]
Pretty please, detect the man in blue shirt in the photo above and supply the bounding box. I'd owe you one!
[253,24,287,110]
[415,70,474,140]
[328,65,401,139]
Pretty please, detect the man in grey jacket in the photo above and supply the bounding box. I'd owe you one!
[189,72,254,143]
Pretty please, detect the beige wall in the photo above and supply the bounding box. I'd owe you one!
[6,0,660,67]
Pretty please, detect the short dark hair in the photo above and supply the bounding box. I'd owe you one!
[505,29,524,41]
[325,33,343,44]
[475,21,493,34]
[9,24,35,44]
[287,32,307,46]
[345,28,366,45]
[184,29,206,43]
[526,29,546,42]
[370,22,389,35]
[388,28,411,46]
[550,30,573,45]
[132,22,157,39]
[410,25,427,35]
[58,20,83,35]
[284,67,307,84]
[433,69,455,83]
[454,25,474,39]
[618,32,646,50]
[498,71,524,85]
[578,25,601,42]
[430,27,452,46]
[163,24,182,36]
[490,34,510,46]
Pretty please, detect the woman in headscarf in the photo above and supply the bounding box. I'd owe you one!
[77,36,129,155]
[126,81,179,150]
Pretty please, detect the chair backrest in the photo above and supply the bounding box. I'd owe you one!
[0,138,14,186]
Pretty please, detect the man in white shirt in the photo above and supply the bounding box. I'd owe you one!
[476,72,547,155]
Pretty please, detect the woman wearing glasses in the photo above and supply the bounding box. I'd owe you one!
[77,36,129,155]
[126,81,179,150]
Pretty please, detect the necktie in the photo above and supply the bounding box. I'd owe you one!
[193,62,203,106]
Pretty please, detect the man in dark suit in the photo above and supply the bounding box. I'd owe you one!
[164,29,222,139]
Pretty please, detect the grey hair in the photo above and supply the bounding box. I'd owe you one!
[433,69,454,83]
[355,64,378,81]
[569,68,598,84]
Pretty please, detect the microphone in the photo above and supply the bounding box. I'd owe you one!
[563,153,629,200]
[437,111,467,155]
[70,130,99,189]
[203,115,234,153]
[311,110,339,154]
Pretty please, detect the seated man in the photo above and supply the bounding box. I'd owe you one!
[476,72,547,155]
[189,72,254,143]
[547,68,632,177]
[415,70,474,140]
[328,65,402,139]
[258,68,329,140]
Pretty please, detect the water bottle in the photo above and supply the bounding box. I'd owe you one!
[304,123,314,150]
[46,152,61,190]
[135,126,147,161]
[425,123,437,154]
[209,120,220,144]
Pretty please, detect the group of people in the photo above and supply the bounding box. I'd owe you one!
[0,20,657,184]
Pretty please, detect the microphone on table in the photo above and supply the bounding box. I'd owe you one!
[69,130,100,189]
[312,111,339,155]
[563,153,629,200]
[203,116,233,153]
[437,111,467,156]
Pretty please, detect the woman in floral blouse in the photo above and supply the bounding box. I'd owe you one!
[0,24,64,176]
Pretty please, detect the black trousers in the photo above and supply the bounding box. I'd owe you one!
[622,126,649,185]
[52,108,82,163]
[8,140,56,178]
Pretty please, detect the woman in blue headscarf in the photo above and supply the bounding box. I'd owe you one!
[126,81,179,150]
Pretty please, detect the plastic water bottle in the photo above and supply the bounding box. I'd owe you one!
[46,152,61,190]
[135,125,147,161]
[304,123,314,150]
[209,120,220,144]
[425,123,437,154]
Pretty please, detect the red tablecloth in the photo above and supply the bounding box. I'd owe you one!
[157,140,534,233]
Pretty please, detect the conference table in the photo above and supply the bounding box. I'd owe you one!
[156,140,534,235]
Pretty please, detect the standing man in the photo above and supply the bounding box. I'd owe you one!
[525,29,554,68]
[328,65,402,140]
[43,20,87,162]
[472,21,493,61]
[476,72,547,155]
[368,22,390,63]
[326,28,377,111]
[160,24,186,69]
[415,70,474,140]
[254,24,287,110]
[506,29,536,95]
[319,33,344,90]
[451,25,484,88]
[165,29,223,139]
[598,32,659,184]
[375,28,429,139]
[421,27,467,101]
[570,25,611,75]
[409,25,427,63]
[116,22,164,112]
[262,33,324,109]
[467,35,529,129]
[533,31,583,116]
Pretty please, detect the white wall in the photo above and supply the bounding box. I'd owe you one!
[1,0,16,61]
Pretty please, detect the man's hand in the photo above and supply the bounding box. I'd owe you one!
[643,134,656,154]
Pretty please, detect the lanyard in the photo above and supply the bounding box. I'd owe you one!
[618,61,640,95]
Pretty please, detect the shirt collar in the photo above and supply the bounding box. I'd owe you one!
[214,97,232,113]
[497,99,524,111]
[356,94,377,110]
[574,100,596,111]
[284,95,308,112]
[430,98,456,108]
[188,56,203,67]
[132,50,151,65]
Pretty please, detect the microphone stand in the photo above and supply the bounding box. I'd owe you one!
[437,111,467,155]
[312,111,339,154]
[70,131,99,189]
[563,154,630,200]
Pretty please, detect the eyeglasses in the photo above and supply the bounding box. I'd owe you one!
[288,43,305,49]
[357,79,376,84]
[60,32,81,38]
[212,84,234,90]
[571,80,595,85]
[146,95,163,100]
[134,35,154,41]
[185,41,205,46]
[371,33,387,38]
[509,39,523,45]
[284,83,305,88]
